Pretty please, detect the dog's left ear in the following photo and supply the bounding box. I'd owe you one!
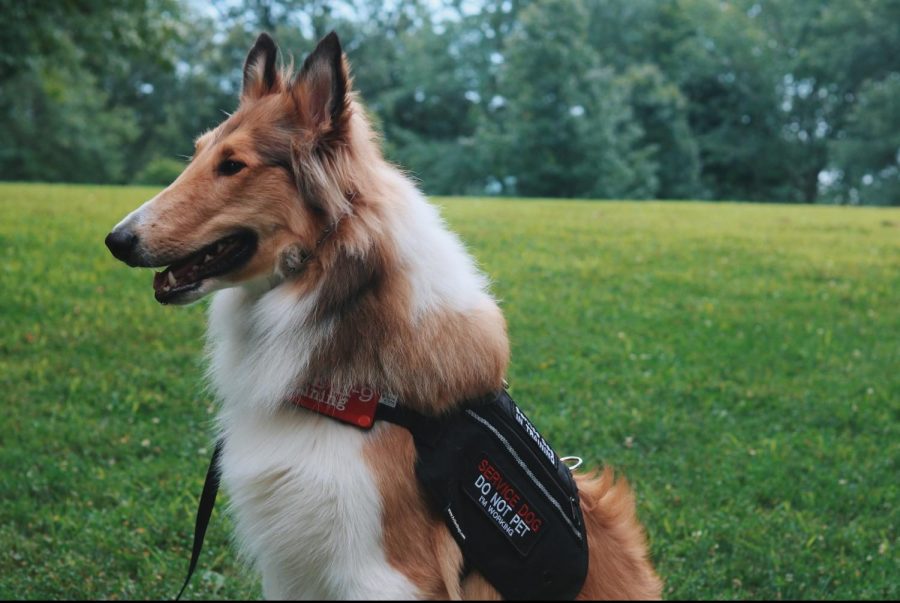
[292,32,350,139]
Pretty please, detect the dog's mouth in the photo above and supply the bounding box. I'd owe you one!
[153,230,257,304]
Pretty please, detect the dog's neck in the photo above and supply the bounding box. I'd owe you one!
[206,164,509,422]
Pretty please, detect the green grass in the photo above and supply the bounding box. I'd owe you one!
[1,182,898,600]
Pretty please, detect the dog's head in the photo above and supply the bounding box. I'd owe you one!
[105,32,361,304]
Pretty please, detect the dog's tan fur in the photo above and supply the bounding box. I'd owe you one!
[112,32,662,599]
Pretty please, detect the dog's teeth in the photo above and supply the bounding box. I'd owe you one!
[167,272,177,286]
[204,254,214,263]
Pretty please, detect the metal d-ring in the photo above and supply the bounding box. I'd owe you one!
[560,456,584,471]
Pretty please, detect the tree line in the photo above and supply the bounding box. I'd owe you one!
[1,0,898,205]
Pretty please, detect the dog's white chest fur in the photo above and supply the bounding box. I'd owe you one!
[207,289,419,600]
[219,411,416,599]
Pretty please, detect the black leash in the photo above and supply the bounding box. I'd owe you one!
[176,439,224,601]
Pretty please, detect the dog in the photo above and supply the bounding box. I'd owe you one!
[105,31,663,600]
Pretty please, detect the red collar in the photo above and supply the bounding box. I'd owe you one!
[288,382,399,429]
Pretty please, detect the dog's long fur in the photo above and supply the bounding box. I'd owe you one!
[107,32,662,600]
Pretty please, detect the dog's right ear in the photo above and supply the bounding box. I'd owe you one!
[291,32,350,140]
[242,32,280,102]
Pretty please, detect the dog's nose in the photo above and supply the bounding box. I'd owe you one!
[105,229,140,264]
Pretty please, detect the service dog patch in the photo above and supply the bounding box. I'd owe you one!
[464,453,544,556]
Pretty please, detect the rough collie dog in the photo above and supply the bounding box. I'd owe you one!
[105,32,662,600]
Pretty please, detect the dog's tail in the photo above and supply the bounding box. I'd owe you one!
[574,468,664,600]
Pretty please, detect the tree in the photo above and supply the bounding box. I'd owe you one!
[617,63,703,200]
[352,4,490,194]
[830,74,900,205]
[651,0,797,202]
[0,62,138,183]
[497,0,655,199]
[745,0,900,203]
[0,0,182,183]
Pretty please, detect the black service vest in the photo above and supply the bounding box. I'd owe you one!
[378,389,589,600]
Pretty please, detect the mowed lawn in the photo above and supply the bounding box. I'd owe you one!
[1,182,897,600]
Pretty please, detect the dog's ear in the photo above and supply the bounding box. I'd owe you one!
[292,32,350,138]
[242,32,280,101]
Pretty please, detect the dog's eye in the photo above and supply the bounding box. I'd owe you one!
[218,159,246,176]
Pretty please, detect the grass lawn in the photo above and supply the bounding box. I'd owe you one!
[1,182,897,599]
